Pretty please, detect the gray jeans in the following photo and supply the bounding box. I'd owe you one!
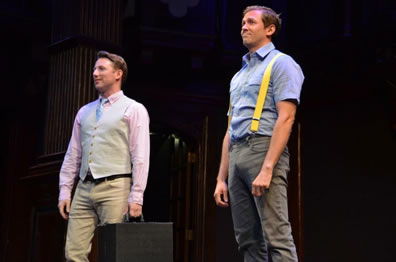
[228,135,298,262]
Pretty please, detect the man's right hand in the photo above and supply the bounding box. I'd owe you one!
[58,200,71,220]
[214,180,229,207]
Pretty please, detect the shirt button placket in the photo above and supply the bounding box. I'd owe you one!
[89,127,96,164]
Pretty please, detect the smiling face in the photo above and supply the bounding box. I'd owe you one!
[241,9,275,54]
[92,58,122,97]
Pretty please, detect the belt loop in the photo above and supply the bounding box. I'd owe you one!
[246,134,251,146]
[246,133,255,144]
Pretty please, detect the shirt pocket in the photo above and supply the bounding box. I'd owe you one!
[241,73,263,106]
[246,72,263,87]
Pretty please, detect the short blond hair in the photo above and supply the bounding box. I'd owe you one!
[243,6,282,38]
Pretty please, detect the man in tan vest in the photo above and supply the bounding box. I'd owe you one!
[57,51,150,261]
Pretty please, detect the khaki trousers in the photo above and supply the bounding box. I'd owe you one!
[65,177,131,262]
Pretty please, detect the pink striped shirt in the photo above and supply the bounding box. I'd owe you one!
[59,90,150,205]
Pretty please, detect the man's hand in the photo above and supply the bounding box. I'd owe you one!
[58,200,71,220]
[252,169,272,197]
[214,180,229,207]
[127,202,142,218]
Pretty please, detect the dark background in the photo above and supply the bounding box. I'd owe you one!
[1,0,396,261]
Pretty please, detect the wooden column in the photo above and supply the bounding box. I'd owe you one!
[44,47,95,155]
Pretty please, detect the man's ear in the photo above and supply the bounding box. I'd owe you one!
[115,69,123,81]
[265,24,276,37]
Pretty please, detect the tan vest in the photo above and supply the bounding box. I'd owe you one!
[79,96,133,179]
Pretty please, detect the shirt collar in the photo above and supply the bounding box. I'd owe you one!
[242,42,276,66]
[99,90,123,105]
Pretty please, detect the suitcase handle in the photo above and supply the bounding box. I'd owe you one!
[123,213,144,223]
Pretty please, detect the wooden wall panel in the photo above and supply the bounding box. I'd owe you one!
[43,47,97,155]
[79,0,122,44]
[30,207,65,262]
[52,0,122,44]
[43,0,123,156]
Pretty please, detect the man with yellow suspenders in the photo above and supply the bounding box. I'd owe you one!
[214,6,304,262]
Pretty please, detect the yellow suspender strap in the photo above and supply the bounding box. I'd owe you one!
[250,53,284,132]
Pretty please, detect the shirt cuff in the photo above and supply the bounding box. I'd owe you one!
[128,191,143,205]
[58,186,72,202]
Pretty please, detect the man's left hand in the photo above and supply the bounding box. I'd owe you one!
[252,170,272,196]
[128,202,142,217]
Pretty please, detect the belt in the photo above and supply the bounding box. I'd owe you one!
[83,173,131,184]
[231,134,270,145]
[229,134,270,152]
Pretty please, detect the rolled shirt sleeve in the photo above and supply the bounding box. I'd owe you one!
[272,54,304,105]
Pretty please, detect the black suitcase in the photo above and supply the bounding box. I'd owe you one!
[97,222,173,262]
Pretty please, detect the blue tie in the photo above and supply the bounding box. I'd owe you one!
[96,98,108,121]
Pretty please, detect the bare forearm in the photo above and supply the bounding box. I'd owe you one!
[261,117,294,172]
[217,131,230,182]
[251,101,297,196]
[214,130,231,207]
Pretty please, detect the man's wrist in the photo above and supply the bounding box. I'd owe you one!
[262,161,275,171]
[216,175,227,183]
[129,202,142,206]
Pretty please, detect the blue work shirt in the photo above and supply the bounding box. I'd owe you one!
[229,42,304,143]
